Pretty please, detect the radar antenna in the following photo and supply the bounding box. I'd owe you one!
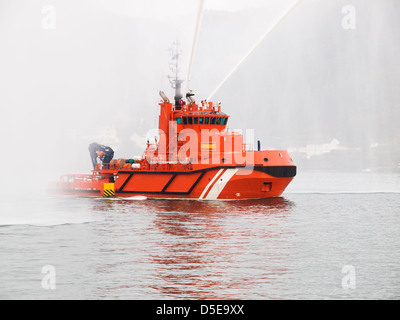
[168,41,184,108]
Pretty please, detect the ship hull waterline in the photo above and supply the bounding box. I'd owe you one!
[48,165,296,200]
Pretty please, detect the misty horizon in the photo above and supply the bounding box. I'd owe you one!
[0,0,399,191]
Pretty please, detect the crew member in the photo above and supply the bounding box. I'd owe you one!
[88,142,114,169]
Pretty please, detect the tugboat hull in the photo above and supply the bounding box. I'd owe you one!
[48,164,296,200]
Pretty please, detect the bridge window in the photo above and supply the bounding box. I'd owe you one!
[183,117,188,125]
[188,117,193,125]
[176,117,182,124]
[216,117,221,125]
[194,117,198,124]
[210,117,216,125]
[221,117,227,125]
[205,117,210,124]
[199,117,204,124]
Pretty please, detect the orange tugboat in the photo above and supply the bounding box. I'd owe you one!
[48,49,296,200]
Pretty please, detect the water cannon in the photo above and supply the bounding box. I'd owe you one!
[159,91,170,103]
[186,90,195,104]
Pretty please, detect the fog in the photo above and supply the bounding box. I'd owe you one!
[0,0,399,192]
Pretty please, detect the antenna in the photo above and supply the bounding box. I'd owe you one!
[168,41,184,107]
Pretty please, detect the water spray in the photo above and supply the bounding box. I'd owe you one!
[185,0,206,95]
[207,0,303,101]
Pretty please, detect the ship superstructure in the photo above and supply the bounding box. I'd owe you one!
[48,45,296,199]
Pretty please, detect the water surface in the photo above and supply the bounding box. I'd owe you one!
[0,173,399,299]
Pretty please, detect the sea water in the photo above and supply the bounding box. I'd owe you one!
[0,172,399,300]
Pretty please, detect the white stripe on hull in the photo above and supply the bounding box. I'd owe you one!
[202,168,239,200]
[199,168,224,199]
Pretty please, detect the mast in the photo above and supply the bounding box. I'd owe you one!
[168,41,184,108]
